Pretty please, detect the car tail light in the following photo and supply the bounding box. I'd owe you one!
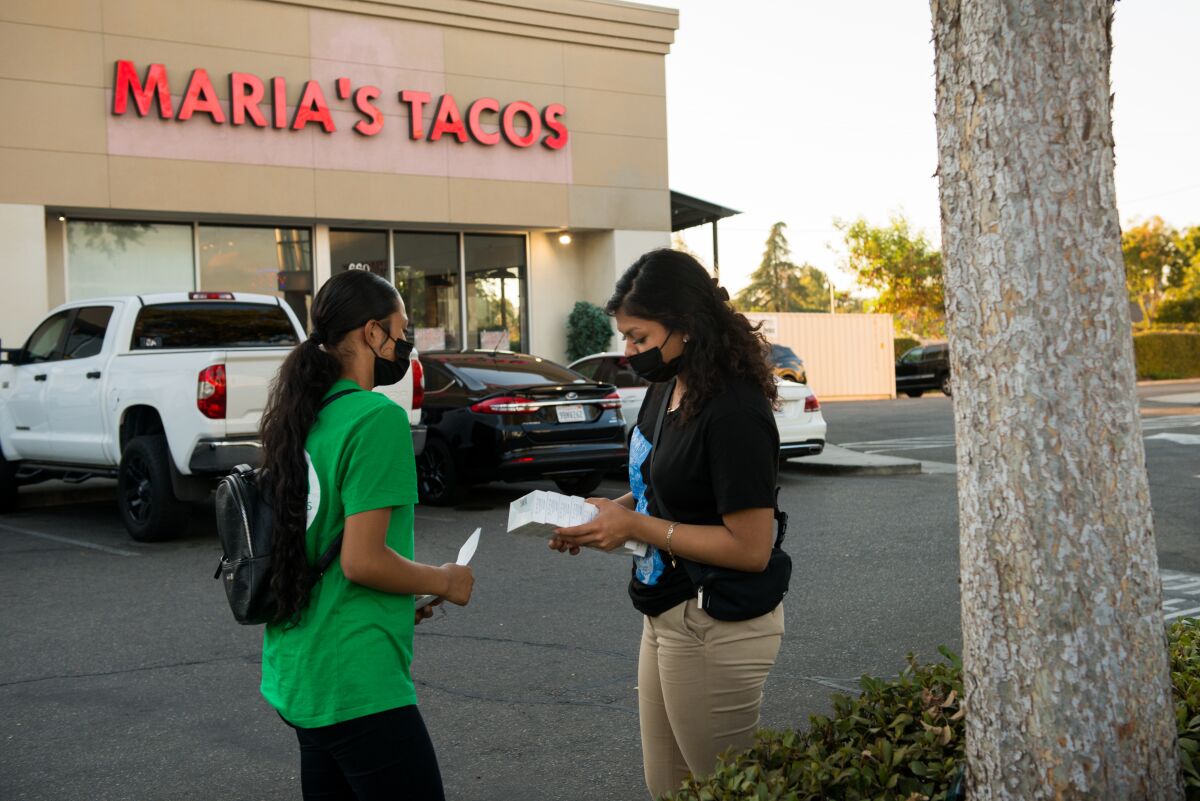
[411,359,424,411]
[470,396,539,414]
[599,392,622,410]
[804,393,820,413]
[198,365,227,419]
[188,291,235,300]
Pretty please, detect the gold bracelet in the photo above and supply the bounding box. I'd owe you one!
[665,521,679,568]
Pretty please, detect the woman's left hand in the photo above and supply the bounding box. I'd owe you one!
[555,498,635,552]
[414,598,441,625]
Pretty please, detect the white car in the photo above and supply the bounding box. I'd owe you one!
[568,352,826,459]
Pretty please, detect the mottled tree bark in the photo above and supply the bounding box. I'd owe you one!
[929,1,1182,798]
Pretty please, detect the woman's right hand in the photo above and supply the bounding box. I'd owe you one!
[439,563,474,606]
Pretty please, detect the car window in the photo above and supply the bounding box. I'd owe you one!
[130,303,299,349]
[900,347,923,364]
[63,306,114,360]
[447,356,583,388]
[921,346,946,362]
[610,357,648,389]
[572,359,600,380]
[422,360,458,394]
[22,310,72,364]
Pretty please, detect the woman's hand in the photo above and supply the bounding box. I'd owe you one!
[439,563,474,606]
[414,598,441,625]
[554,498,636,553]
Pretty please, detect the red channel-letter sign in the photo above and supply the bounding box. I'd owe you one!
[112,60,174,119]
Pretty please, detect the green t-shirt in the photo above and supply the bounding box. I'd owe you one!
[260,379,420,728]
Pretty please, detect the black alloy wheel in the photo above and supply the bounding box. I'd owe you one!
[417,438,465,506]
[904,389,924,398]
[554,470,605,497]
[117,435,185,542]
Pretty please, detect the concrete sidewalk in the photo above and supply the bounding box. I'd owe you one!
[785,444,926,477]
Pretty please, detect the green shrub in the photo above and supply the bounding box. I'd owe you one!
[566,301,613,362]
[1133,332,1200,380]
[894,337,920,360]
[669,623,1200,801]
[1157,297,1200,324]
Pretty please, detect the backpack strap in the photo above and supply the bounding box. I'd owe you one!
[319,387,360,410]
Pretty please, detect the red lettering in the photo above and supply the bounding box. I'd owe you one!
[336,77,351,100]
[177,68,225,123]
[501,101,540,148]
[292,80,335,133]
[352,86,384,136]
[272,77,287,129]
[112,60,173,119]
[541,104,568,151]
[429,95,468,143]
[230,72,266,127]
[466,98,500,145]
[399,90,431,140]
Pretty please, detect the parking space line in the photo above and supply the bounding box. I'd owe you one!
[0,522,140,557]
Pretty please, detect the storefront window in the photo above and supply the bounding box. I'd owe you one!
[199,226,313,328]
[465,234,526,353]
[394,232,460,352]
[66,221,194,301]
[330,230,389,279]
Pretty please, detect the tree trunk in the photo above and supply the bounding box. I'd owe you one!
[929,1,1181,798]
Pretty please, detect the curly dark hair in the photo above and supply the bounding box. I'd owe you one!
[260,270,400,624]
[605,248,778,421]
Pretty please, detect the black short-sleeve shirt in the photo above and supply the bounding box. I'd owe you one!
[627,377,780,616]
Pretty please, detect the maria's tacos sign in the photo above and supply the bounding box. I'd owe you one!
[111,60,569,151]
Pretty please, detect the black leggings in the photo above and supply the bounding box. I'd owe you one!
[291,705,445,801]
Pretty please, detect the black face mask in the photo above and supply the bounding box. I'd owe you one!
[372,325,414,388]
[629,331,683,383]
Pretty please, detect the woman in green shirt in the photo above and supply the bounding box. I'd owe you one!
[259,270,474,801]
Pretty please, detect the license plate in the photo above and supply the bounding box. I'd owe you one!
[556,404,586,423]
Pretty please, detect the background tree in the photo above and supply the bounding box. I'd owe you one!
[838,214,945,337]
[931,1,1181,798]
[1122,216,1189,328]
[735,222,834,312]
[565,301,612,362]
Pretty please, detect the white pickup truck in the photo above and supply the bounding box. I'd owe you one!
[0,292,425,541]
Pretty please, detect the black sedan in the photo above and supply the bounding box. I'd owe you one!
[415,351,628,505]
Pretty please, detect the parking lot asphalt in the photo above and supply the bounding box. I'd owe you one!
[1,383,1196,801]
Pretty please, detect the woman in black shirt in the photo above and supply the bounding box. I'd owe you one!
[553,249,785,798]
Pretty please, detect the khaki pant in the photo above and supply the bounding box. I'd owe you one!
[638,600,785,799]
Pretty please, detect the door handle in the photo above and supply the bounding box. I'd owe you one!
[87,371,102,379]
[34,374,47,381]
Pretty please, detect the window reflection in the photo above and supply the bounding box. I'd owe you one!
[465,235,525,353]
[394,232,461,352]
[199,226,313,328]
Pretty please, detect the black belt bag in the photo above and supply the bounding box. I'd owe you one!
[649,381,792,622]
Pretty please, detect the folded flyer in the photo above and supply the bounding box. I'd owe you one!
[508,490,648,557]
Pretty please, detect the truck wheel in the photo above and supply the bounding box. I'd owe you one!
[118,435,185,542]
[417,438,465,507]
[554,470,605,497]
[0,447,17,513]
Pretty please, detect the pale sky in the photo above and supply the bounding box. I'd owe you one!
[665,1,1200,295]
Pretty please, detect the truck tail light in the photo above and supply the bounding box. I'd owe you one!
[470,396,539,414]
[411,359,424,411]
[804,393,820,413]
[189,291,235,300]
[197,365,227,419]
[599,392,622,410]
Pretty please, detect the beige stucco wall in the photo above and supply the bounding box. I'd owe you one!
[0,0,675,231]
[0,204,50,347]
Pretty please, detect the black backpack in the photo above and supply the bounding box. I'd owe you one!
[213,388,358,624]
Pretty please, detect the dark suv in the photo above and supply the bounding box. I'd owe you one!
[895,343,952,397]
[416,351,628,505]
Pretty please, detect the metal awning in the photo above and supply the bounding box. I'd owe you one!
[670,190,740,232]
[669,190,741,278]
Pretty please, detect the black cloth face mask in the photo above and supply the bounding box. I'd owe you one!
[371,323,414,387]
[629,331,683,383]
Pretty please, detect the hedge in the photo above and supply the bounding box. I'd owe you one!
[1134,332,1200,380]
[1157,297,1200,325]
[667,620,1200,801]
[566,301,613,362]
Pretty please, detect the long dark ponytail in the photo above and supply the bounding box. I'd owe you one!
[605,248,778,421]
[261,270,400,623]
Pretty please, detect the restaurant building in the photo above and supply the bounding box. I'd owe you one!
[0,0,679,362]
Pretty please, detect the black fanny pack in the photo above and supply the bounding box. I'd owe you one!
[649,381,792,622]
